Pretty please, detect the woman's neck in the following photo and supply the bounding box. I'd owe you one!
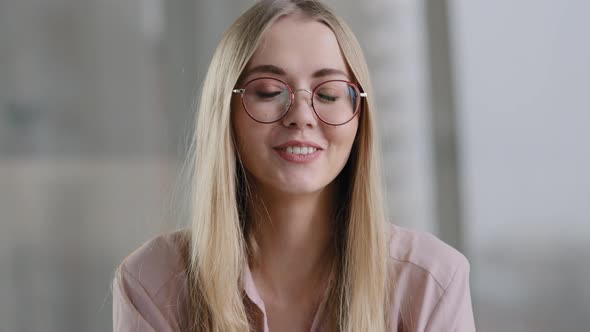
[247,183,336,304]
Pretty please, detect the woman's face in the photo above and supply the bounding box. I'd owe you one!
[232,14,359,195]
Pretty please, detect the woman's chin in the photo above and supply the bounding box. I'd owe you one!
[248,170,334,196]
[265,179,328,196]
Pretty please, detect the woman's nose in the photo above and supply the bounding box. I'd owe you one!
[281,89,318,128]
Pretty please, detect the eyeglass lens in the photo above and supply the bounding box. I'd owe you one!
[242,78,360,125]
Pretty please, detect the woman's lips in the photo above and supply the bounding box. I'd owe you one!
[274,147,322,163]
[273,140,323,150]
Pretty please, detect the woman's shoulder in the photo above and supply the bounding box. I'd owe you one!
[113,229,192,331]
[117,229,189,295]
[386,222,469,290]
[385,222,475,331]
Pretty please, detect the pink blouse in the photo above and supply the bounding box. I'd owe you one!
[112,223,476,331]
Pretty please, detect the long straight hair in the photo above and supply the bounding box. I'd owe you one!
[183,1,390,331]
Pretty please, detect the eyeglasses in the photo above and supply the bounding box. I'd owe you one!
[232,77,367,126]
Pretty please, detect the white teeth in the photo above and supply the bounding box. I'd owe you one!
[283,146,317,155]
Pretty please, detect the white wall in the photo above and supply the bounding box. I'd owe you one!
[449,1,590,330]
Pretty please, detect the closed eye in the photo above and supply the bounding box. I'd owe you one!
[316,93,338,102]
[256,91,282,99]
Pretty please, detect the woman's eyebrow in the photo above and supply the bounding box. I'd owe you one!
[243,64,286,77]
[243,64,349,79]
[312,68,348,78]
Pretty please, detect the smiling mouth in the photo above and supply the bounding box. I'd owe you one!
[276,146,319,155]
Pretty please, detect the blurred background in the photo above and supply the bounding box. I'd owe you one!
[1,0,588,331]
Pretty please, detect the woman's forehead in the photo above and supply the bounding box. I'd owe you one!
[245,14,350,80]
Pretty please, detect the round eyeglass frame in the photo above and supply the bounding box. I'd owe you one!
[232,76,367,126]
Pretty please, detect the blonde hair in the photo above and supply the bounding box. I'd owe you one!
[184,1,390,330]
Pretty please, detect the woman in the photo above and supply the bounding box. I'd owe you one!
[112,1,476,331]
